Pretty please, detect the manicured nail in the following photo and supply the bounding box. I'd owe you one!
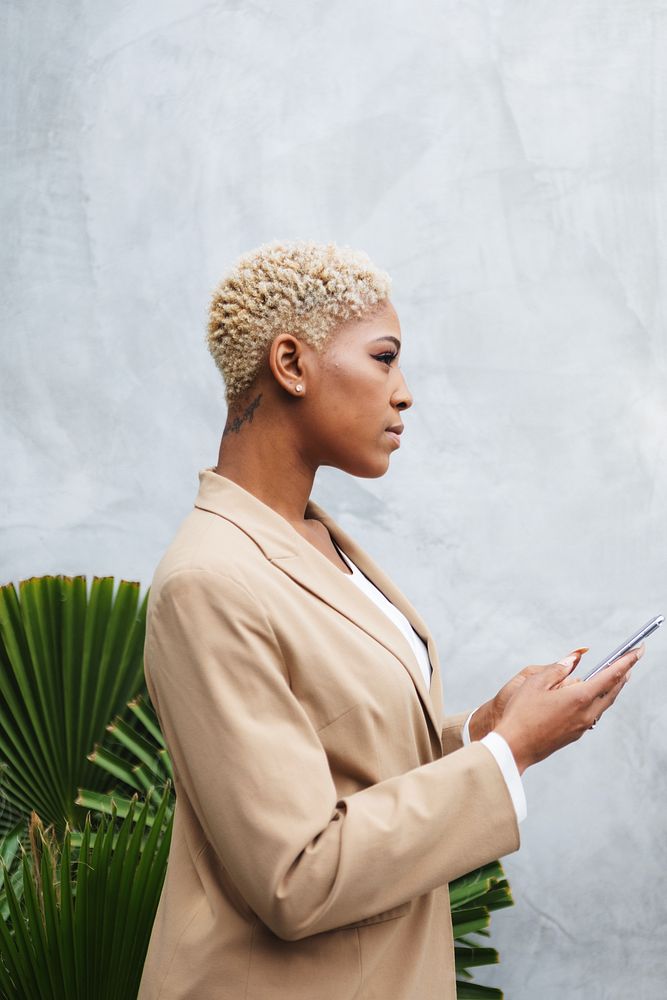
[635,643,646,659]
[558,648,588,668]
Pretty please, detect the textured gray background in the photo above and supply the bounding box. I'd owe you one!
[3,1,666,996]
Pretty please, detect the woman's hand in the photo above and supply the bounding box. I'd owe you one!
[494,644,645,774]
[468,647,589,741]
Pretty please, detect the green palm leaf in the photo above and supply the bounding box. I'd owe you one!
[0,576,149,834]
[456,984,504,999]
[74,694,171,835]
[0,787,172,1000]
[450,860,514,998]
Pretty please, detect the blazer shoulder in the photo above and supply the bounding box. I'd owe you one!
[150,507,270,598]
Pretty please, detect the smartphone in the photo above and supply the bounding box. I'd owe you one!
[583,614,664,681]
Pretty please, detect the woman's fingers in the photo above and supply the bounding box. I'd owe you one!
[542,658,579,689]
[574,644,644,728]
[495,642,646,770]
[590,661,636,720]
[587,643,645,701]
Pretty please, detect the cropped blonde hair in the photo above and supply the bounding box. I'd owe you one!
[206,239,392,405]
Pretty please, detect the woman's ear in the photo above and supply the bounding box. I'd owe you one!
[269,333,307,393]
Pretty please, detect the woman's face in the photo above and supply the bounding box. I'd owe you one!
[302,299,414,478]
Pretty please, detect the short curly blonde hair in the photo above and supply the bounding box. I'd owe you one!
[206,239,393,405]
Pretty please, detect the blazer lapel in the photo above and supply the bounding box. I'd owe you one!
[302,499,444,741]
[193,469,443,745]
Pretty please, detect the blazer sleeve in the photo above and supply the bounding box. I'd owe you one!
[145,567,520,942]
[441,711,471,755]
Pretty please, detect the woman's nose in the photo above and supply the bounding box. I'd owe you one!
[393,372,414,411]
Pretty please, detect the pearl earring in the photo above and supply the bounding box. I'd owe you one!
[295,384,303,392]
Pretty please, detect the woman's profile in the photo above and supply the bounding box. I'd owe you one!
[137,240,641,1000]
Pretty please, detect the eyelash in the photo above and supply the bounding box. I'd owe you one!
[375,352,398,366]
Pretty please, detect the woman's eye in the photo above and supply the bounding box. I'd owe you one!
[375,352,397,366]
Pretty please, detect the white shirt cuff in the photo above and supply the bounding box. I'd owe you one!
[462,708,527,824]
[462,709,475,746]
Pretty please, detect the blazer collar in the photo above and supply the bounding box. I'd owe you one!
[193,468,443,745]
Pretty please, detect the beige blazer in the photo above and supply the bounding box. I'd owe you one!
[138,469,520,1000]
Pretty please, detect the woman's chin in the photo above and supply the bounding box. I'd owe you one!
[337,454,393,479]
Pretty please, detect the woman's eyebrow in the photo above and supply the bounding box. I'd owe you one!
[370,336,401,351]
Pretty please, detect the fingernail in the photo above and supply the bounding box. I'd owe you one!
[558,648,587,668]
[635,643,646,660]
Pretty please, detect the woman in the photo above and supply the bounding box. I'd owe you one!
[137,240,640,1000]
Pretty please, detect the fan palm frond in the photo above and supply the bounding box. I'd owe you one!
[0,786,172,1000]
[0,576,149,835]
[73,694,172,849]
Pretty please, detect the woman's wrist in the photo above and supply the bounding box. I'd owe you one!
[469,703,530,776]
[493,723,529,775]
[467,700,497,742]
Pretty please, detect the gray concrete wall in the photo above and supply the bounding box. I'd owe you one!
[2,2,666,996]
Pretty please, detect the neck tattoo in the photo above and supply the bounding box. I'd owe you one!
[222,393,263,437]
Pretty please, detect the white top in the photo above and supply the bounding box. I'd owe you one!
[334,543,433,691]
[333,541,526,824]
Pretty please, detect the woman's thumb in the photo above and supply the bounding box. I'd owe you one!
[551,647,589,683]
